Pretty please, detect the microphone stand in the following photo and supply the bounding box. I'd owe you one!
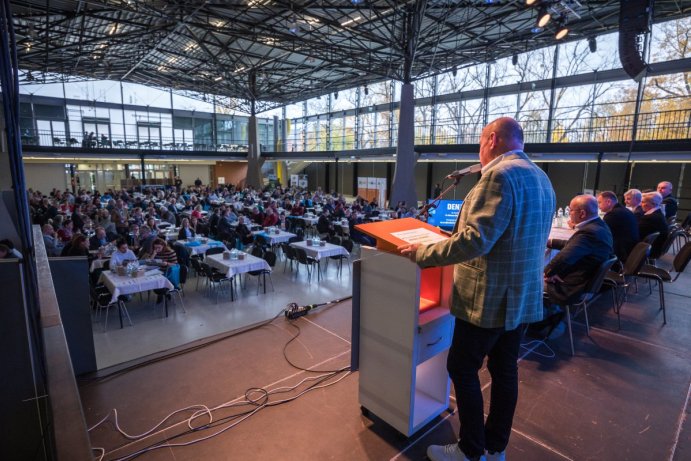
[418,177,461,223]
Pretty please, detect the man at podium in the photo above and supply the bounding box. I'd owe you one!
[400,117,555,461]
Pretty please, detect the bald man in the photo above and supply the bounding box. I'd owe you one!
[400,117,555,461]
[544,194,613,305]
[657,181,678,221]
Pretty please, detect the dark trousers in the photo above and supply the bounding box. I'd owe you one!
[447,319,523,459]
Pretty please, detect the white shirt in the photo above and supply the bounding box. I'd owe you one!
[110,249,137,268]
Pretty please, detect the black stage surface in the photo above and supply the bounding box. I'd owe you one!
[80,252,690,461]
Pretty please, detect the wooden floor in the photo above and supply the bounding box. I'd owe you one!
[80,250,691,461]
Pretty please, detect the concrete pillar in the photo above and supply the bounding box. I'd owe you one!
[389,82,417,209]
[246,113,263,189]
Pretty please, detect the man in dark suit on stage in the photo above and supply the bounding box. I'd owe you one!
[597,191,639,263]
[544,194,613,305]
[638,191,669,257]
[624,188,644,218]
[399,117,555,461]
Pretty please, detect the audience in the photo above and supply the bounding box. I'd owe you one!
[544,194,614,305]
[109,238,137,268]
[638,191,669,257]
[624,188,644,218]
[597,191,639,263]
[657,181,678,222]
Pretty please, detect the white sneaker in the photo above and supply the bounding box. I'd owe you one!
[485,451,505,461]
[427,443,485,461]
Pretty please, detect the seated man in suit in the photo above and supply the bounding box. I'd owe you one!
[657,181,678,222]
[597,191,639,263]
[624,188,644,218]
[544,194,614,305]
[638,191,669,258]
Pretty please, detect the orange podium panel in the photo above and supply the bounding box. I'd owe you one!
[356,218,450,313]
[355,217,447,254]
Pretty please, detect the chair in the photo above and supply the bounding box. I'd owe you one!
[636,241,691,326]
[254,234,270,251]
[201,262,232,303]
[251,245,264,258]
[327,239,351,276]
[90,284,132,332]
[155,264,186,317]
[281,243,297,273]
[190,256,206,290]
[649,229,683,264]
[246,251,276,294]
[603,242,651,329]
[294,247,319,282]
[559,257,619,355]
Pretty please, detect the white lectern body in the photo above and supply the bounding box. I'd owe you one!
[357,245,454,436]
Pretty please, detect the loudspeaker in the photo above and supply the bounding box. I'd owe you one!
[618,0,653,82]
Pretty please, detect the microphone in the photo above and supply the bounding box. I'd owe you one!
[445,163,482,179]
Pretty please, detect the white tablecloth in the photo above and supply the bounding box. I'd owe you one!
[205,253,271,277]
[177,238,227,255]
[252,230,297,245]
[98,270,173,303]
[290,241,349,260]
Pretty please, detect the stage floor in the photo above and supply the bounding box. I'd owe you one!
[80,251,691,461]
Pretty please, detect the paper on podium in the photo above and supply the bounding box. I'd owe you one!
[391,228,447,245]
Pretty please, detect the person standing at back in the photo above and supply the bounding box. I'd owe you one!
[657,181,678,222]
[399,117,556,461]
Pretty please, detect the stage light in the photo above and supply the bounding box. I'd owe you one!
[512,54,518,66]
[588,37,597,53]
[334,91,338,99]
[526,0,539,5]
[555,24,569,40]
[452,66,457,77]
[364,86,369,96]
[537,7,551,28]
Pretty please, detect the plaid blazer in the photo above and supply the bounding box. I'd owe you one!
[415,151,555,330]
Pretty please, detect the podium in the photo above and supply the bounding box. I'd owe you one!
[353,218,454,436]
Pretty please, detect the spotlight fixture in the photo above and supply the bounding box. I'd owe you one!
[531,26,543,34]
[350,0,364,4]
[452,66,457,77]
[512,54,518,66]
[364,86,369,96]
[555,23,569,40]
[334,91,338,100]
[588,37,597,53]
[288,16,299,34]
[526,0,539,5]
[537,7,551,28]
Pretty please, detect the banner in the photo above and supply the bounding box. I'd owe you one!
[427,200,464,230]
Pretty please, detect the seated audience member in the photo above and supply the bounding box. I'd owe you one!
[191,205,204,220]
[638,191,669,257]
[56,219,75,243]
[65,234,91,257]
[138,225,156,256]
[145,217,160,236]
[42,224,64,256]
[262,208,279,228]
[109,238,137,268]
[657,181,678,221]
[597,191,639,263]
[141,238,178,268]
[160,206,176,226]
[0,239,23,259]
[317,211,334,237]
[128,224,142,252]
[140,238,178,304]
[89,227,111,250]
[0,244,13,259]
[624,188,644,218]
[544,194,614,305]
[178,218,196,240]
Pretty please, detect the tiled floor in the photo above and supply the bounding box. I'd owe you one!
[81,249,691,460]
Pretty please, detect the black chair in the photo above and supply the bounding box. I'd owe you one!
[201,262,232,303]
[603,242,651,329]
[636,241,691,326]
[90,284,132,332]
[294,247,319,282]
[190,256,206,290]
[254,234,270,251]
[649,229,685,265]
[247,251,276,294]
[281,243,297,273]
[251,245,264,258]
[557,256,619,355]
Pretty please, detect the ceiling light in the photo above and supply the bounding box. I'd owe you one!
[452,66,457,77]
[214,76,223,81]
[537,7,551,28]
[364,86,368,96]
[334,91,339,99]
[555,24,569,40]
[288,19,299,34]
[512,54,518,66]
[526,0,539,5]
